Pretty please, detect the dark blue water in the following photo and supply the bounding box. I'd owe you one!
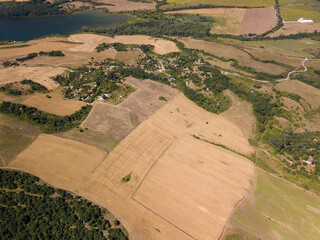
[0,11,127,41]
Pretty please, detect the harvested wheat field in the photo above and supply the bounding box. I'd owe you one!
[11,91,256,240]
[238,7,277,35]
[147,93,254,155]
[222,90,256,139]
[276,80,320,108]
[81,77,178,141]
[166,8,246,34]
[96,0,155,11]
[68,34,179,55]
[180,38,288,74]
[21,89,86,116]
[0,37,75,62]
[269,22,320,37]
[8,134,107,190]
[0,66,66,89]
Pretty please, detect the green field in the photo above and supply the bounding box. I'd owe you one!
[281,5,320,23]
[280,0,319,4]
[165,0,274,8]
[230,170,320,240]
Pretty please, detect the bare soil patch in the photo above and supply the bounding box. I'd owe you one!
[81,77,178,141]
[276,80,320,108]
[269,22,320,37]
[180,38,288,74]
[222,90,255,139]
[21,88,86,116]
[9,134,107,190]
[96,0,155,11]
[68,34,179,55]
[166,8,246,35]
[238,7,277,35]
[0,66,65,90]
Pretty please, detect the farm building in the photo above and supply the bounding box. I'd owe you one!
[298,18,314,23]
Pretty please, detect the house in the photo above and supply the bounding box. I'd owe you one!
[298,18,314,23]
[307,156,314,164]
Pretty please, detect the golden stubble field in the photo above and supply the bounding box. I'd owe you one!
[21,88,86,116]
[8,92,255,240]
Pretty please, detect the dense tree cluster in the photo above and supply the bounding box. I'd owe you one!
[16,53,38,62]
[0,0,66,18]
[0,101,92,133]
[0,169,128,240]
[0,79,48,96]
[39,50,65,57]
[87,11,214,38]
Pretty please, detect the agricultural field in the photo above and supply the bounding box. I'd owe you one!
[225,170,320,240]
[164,0,275,7]
[68,34,179,55]
[276,80,320,109]
[166,8,246,35]
[269,22,320,37]
[180,38,289,74]
[0,66,64,90]
[81,77,178,142]
[0,114,39,167]
[238,7,277,35]
[21,88,86,116]
[8,134,107,190]
[281,5,320,23]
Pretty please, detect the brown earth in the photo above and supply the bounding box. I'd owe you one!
[68,34,179,55]
[21,88,86,116]
[96,0,155,11]
[180,37,288,75]
[222,90,256,139]
[269,22,320,37]
[238,7,277,35]
[81,77,179,142]
[276,80,320,108]
[8,92,255,240]
[9,134,107,190]
[166,8,246,35]
[0,66,65,89]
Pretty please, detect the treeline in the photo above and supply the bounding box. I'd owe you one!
[0,101,92,133]
[96,42,154,54]
[86,11,214,38]
[0,0,67,18]
[0,79,48,96]
[0,169,128,240]
[39,50,65,57]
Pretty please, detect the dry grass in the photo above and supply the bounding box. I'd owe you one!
[21,88,86,116]
[276,80,320,109]
[246,49,303,67]
[0,66,65,90]
[166,8,246,35]
[222,90,255,139]
[81,77,178,141]
[68,34,179,55]
[269,22,320,37]
[238,7,277,35]
[180,37,288,74]
[96,0,155,11]
[8,134,107,190]
[306,59,320,70]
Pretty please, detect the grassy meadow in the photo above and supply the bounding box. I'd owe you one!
[230,170,320,240]
[281,5,320,23]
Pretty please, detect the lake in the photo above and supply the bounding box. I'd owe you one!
[0,11,127,41]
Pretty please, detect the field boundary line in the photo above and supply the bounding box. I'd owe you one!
[219,167,257,240]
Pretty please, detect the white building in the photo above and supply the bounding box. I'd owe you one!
[298,18,314,23]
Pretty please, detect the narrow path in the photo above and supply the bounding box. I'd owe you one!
[0,155,6,167]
